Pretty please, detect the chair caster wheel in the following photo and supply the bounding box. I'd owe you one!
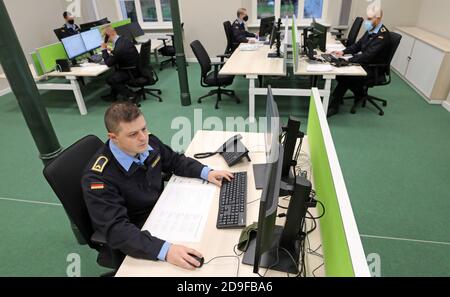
[350,109,356,114]
[382,102,387,107]
[157,90,162,95]
[158,99,163,102]
[198,100,202,104]
[379,111,384,116]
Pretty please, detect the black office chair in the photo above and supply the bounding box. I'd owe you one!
[332,17,364,47]
[344,32,402,116]
[126,40,162,106]
[54,28,71,41]
[223,21,239,54]
[158,23,184,70]
[43,135,123,274]
[190,40,240,109]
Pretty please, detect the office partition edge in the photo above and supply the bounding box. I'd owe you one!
[307,88,370,277]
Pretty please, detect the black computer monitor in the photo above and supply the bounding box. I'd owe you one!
[80,18,110,32]
[61,34,88,60]
[259,16,275,37]
[115,24,135,43]
[129,22,145,38]
[309,21,327,52]
[243,86,312,275]
[253,84,280,188]
[80,29,103,51]
[267,20,280,48]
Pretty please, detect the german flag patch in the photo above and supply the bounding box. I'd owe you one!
[90,182,105,190]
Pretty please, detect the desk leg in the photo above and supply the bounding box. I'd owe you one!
[68,76,87,115]
[322,76,334,113]
[248,77,256,123]
[153,49,159,65]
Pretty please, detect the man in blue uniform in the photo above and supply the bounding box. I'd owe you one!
[101,26,139,101]
[61,11,80,36]
[232,8,257,44]
[327,6,391,117]
[81,102,233,270]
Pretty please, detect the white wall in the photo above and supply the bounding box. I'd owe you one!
[417,0,450,40]
[349,0,422,36]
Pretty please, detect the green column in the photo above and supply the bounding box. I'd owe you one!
[0,0,62,165]
[0,1,87,245]
[170,0,191,106]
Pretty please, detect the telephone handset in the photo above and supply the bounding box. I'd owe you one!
[194,134,251,167]
[104,34,109,44]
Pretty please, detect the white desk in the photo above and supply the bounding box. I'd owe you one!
[116,130,323,277]
[45,64,110,115]
[219,45,286,123]
[0,64,108,116]
[1,40,165,115]
[220,34,366,121]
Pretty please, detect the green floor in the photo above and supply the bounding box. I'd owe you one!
[0,63,449,276]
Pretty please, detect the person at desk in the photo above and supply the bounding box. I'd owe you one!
[82,102,233,270]
[101,26,139,101]
[327,6,390,117]
[232,8,258,44]
[61,11,80,36]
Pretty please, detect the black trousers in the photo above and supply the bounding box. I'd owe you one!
[330,76,368,107]
[106,70,137,97]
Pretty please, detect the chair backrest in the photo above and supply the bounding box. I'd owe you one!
[346,17,364,47]
[138,40,157,83]
[387,32,402,66]
[53,28,68,41]
[43,135,104,249]
[190,40,212,79]
[223,21,233,54]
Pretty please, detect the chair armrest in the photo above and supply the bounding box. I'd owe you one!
[216,54,231,63]
[91,231,107,245]
[211,61,226,81]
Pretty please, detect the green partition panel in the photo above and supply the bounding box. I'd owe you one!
[111,18,131,28]
[307,94,355,277]
[291,18,298,71]
[30,52,44,77]
[37,42,68,73]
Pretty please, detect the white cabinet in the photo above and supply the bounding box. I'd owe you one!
[405,39,445,98]
[392,33,415,75]
[392,27,450,104]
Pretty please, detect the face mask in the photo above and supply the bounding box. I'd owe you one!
[364,20,374,32]
[68,19,75,25]
[243,15,249,22]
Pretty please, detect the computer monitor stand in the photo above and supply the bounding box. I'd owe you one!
[253,163,270,189]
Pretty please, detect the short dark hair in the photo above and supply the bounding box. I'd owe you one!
[104,102,143,133]
[63,11,70,18]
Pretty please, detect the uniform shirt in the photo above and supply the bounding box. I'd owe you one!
[81,134,211,261]
[231,18,256,44]
[102,36,140,70]
[63,23,80,35]
[343,23,391,77]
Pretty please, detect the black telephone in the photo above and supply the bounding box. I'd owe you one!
[104,34,109,44]
[194,134,251,167]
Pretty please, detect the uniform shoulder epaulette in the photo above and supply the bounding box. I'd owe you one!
[380,27,387,33]
[91,155,109,173]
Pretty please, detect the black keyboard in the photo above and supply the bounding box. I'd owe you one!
[217,172,247,229]
[89,54,103,63]
[321,53,338,63]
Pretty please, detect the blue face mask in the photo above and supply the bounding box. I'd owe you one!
[364,20,374,32]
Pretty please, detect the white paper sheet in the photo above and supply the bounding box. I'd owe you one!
[306,64,333,72]
[326,44,346,52]
[142,178,216,243]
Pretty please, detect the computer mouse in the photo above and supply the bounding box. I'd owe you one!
[188,253,204,268]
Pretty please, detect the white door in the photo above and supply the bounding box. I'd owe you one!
[405,40,445,98]
[391,31,415,75]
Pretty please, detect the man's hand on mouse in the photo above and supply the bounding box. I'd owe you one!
[166,244,203,270]
[207,170,234,187]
